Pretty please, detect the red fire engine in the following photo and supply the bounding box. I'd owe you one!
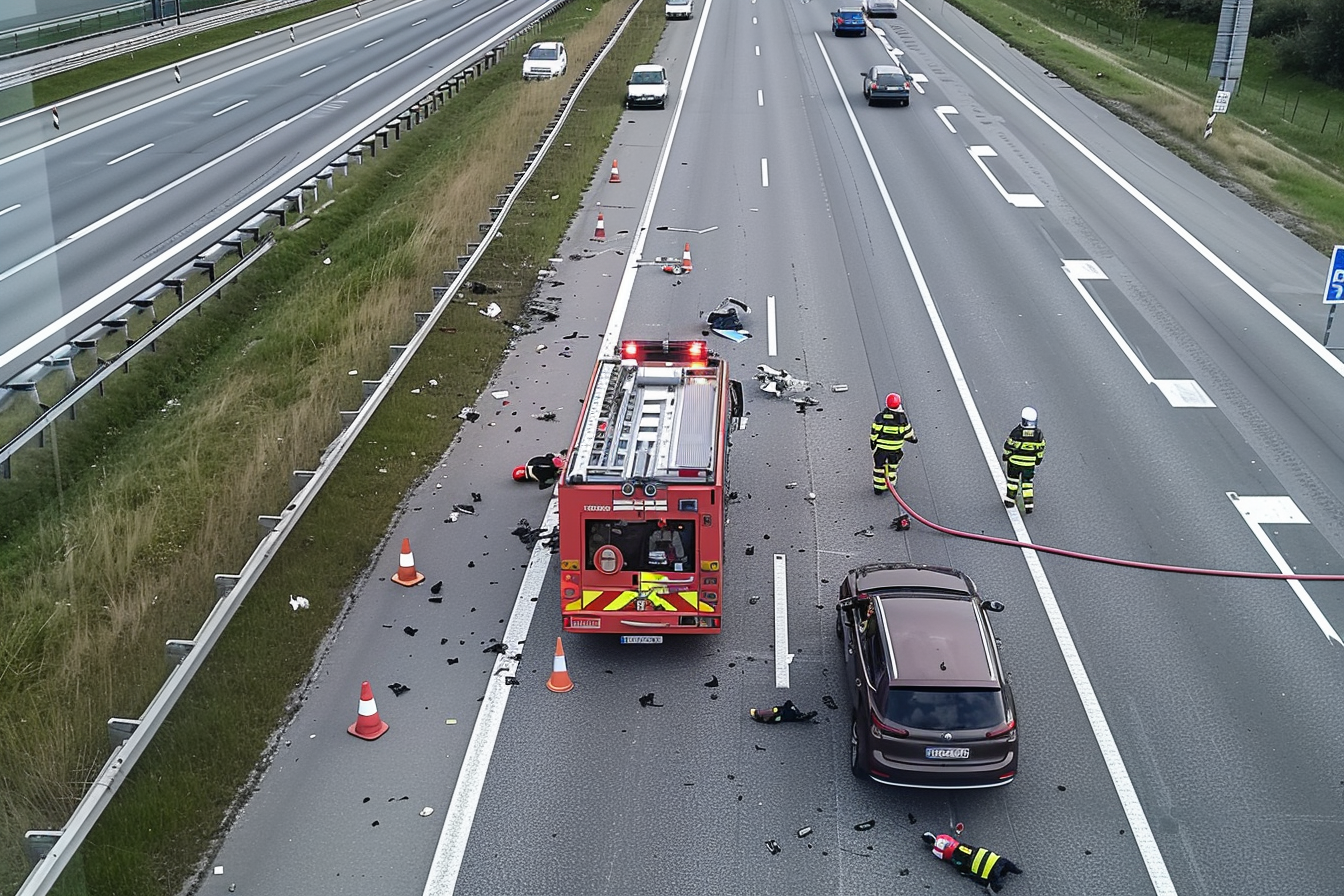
[559,340,741,642]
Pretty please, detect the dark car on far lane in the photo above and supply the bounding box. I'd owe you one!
[861,63,911,106]
[832,7,867,35]
[836,562,1018,788]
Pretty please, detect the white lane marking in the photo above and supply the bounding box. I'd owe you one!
[908,72,927,93]
[364,38,384,47]
[816,33,1179,896]
[411,18,427,25]
[0,204,19,217]
[905,0,1344,382]
[106,143,153,165]
[212,100,248,117]
[1229,493,1342,646]
[967,145,1043,208]
[761,158,769,187]
[767,294,778,356]
[758,89,764,106]
[934,105,958,133]
[774,554,792,687]
[756,45,760,55]
[420,500,559,896]
[299,65,327,78]
[1063,260,1214,407]
[425,1,721,892]
[753,16,758,23]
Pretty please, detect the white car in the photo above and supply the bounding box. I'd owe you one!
[522,41,567,80]
[626,64,668,109]
[665,0,694,19]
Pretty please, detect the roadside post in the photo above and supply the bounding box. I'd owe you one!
[1321,245,1344,349]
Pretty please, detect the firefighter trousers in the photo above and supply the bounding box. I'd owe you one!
[1004,462,1037,511]
[873,449,903,493]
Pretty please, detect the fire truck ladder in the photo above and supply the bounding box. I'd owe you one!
[575,362,682,483]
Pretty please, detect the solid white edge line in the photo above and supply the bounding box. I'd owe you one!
[1228,493,1343,646]
[815,33,1178,896]
[420,501,560,896]
[774,553,790,687]
[904,0,1344,381]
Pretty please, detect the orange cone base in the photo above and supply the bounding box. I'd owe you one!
[349,718,389,740]
[392,569,425,587]
[547,673,574,693]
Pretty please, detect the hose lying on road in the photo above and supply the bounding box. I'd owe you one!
[887,486,1344,582]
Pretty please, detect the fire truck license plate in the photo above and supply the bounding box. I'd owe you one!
[620,635,664,644]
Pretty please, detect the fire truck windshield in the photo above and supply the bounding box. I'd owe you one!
[586,519,696,573]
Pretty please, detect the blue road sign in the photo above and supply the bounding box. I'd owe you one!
[1324,245,1344,304]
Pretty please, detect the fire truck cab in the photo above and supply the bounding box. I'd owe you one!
[559,340,740,641]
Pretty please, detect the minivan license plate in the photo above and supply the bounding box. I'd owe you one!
[620,635,664,644]
[925,746,971,760]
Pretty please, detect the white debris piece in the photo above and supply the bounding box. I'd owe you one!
[289,595,310,611]
[480,302,502,318]
[420,807,435,817]
[491,390,509,399]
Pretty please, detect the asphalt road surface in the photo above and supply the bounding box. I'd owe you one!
[56,0,1344,893]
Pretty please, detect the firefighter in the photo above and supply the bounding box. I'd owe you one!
[512,452,565,488]
[870,393,917,494]
[1002,407,1045,513]
[922,832,1024,892]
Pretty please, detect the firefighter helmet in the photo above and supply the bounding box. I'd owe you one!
[929,833,960,861]
[1021,406,1038,427]
[553,454,566,469]
[513,465,527,481]
[886,393,902,410]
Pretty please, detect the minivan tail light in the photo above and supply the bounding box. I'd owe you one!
[870,710,908,738]
[986,719,1016,738]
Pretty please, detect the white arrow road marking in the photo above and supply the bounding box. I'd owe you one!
[1062,259,1215,407]
[934,105,958,133]
[967,145,1043,207]
[1228,493,1342,646]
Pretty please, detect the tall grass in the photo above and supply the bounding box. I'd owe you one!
[0,0,665,891]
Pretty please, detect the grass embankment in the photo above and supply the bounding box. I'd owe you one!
[949,0,1344,250]
[0,0,667,891]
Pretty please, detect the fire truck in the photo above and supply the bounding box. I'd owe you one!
[558,340,741,641]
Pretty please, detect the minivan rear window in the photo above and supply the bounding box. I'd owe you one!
[885,687,1005,730]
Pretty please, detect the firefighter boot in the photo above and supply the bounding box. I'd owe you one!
[1022,481,1034,514]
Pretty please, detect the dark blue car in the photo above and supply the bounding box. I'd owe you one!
[832,7,867,36]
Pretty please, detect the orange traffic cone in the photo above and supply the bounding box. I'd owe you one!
[348,680,389,740]
[681,243,692,272]
[593,207,606,241]
[609,159,621,183]
[546,636,574,693]
[391,537,425,587]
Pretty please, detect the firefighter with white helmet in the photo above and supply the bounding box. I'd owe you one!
[870,393,917,495]
[1002,407,1045,512]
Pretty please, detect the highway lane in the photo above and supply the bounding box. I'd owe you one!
[183,0,1344,894]
[0,0,565,385]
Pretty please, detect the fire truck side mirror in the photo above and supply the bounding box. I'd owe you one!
[729,380,744,426]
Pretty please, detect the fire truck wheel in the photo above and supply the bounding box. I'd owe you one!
[850,717,865,778]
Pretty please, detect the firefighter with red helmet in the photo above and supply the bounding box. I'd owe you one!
[513,452,565,488]
[922,831,1023,892]
[870,393,917,495]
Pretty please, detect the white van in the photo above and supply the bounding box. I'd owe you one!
[665,0,693,19]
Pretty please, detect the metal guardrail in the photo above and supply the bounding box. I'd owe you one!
[0,2,150,56]
[14,0,643,890]
[0,0,318,92]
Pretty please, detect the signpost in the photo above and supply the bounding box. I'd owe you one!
[1321,245,1344,348]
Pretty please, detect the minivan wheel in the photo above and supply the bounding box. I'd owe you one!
[850,718,864,778]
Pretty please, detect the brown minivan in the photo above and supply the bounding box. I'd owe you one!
[836,562,1017,788]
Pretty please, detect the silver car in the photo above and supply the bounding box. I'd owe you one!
[864,0,898,15]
